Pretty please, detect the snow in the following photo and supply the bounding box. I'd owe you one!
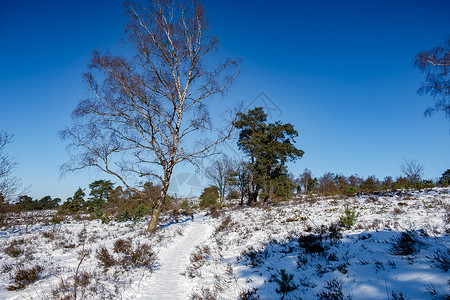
[0,188,449,299]
[124,214,214,299]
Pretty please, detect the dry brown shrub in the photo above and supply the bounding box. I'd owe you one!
[113,238,132,255]
[4,238,25,257]
[7,264,43,290]
[96,246,116,271]
[129,243,156,269]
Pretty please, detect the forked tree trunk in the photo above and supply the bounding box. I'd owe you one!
[147,205,161,232]
[147,169,172,231]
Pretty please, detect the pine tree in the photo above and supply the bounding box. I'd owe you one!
[439,169,450,186]
[234,107,303,204]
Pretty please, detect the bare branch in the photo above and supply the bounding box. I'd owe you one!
[61,0,239,231]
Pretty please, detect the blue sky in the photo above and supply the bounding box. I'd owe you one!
[1,0,449,200]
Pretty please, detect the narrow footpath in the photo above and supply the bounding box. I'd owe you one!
[126,214,213,299]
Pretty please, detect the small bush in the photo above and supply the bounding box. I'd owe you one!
[190,245,211,263]
[215,215,234,234]
[42,231,55,240]
[99,240,156,271]
[113,238,132,255]
[184,245,211,278]
[273,269,297,299]
[297,254,309,268]
[241,247,268,267]
[391,231,421,256]
[117,209,132,222]
[239,287,260,300]
[426,283,450,300]
[429,249,450,272]
[133,203,152,222]
[180,200,190,210]
[298,234,325,254]
[339,204,359,228]
[190,287,218,300]
[207,206,222,218]
[393,207,404,214]
[199,186,219,208]
[4,239,25,258]
[391,291,408,300]
[7,265,43,290]
[129,243,156,269]
[316,278,352,300]
[96,246,117,271]
[326,222,343,244]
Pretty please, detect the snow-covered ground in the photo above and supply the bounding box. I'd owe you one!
[0,188,449,299]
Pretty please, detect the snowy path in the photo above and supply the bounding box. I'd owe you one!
[125,214,213,300]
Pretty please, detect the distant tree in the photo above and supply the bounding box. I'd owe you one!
[38,196,60,209]
[0,193,11,216]
[334,174,349,194]
[14,195,59,211]
[381,176,395,191]
[87,180,114,212]
[298,168,315,194]
[392,177,409,189]
[270,173,297,201]
[0,130,21,201]
[229,161,250,205]
[234,107,304,204]
[414,37,450,119]
[227,189,240,200]
[60,0,239,231]
[204,155,235,206]
[438,169,450,186]
[60,188,86,214]
[105,183,159,221]
[318,172,336,195]
[400,159,424,185]
[199,186,219,208]
[140,182,161,207]
[361,176,380,193]
[348,174,363,189]
[16,195,34,211]
[422,180,435,188]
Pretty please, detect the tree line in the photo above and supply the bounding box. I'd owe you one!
[200,154,450,207]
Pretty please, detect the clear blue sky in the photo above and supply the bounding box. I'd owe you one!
[1,0,449,200]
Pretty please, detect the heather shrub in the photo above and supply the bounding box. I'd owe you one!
[96,246,117,271]
[113,238,132,255]
[7,265,43,290]
[239,287,260,300]
[391,231,421,256]
[4,238,25,257]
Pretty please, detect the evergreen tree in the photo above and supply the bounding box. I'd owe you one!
[16,195,34,210]
[199,186,219,208]
[361,176,380,193]
[439,169,450,186]
[87,180,114,212]
[234,107,304,204]
[61,188,86,214]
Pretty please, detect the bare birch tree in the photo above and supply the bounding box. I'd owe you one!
[60,0,239,231]
[0,130,21,201]
[204,155,234,206]
[400,159,424,184]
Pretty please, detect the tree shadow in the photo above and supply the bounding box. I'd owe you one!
[233,229,449,299]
